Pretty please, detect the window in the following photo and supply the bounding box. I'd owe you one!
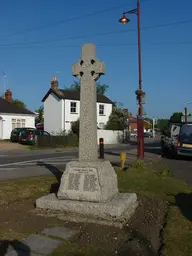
[70,102,77,113]
[12,118,25,130]
[99,122,105,129]
[99,104,105,115]
[21,119,25,127]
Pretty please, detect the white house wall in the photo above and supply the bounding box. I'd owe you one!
[44,93,64,134]
[63,99,112,132]
[0,114,35,140]
[97,103,112,128]
[64,99,80,132]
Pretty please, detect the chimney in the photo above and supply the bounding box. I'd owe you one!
[51,76,58,89]
[5,89,12,103]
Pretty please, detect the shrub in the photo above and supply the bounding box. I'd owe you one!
[71,119,79,137]
[130,159,146,169]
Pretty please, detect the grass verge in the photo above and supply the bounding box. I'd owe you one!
[0,166,191,255]
[116,167,192,256]
[0,176,57,206]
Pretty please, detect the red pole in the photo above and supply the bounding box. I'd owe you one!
[137,0,144,159]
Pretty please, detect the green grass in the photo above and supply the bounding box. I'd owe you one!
[116,167,192,256]
[0,176,57,206]
[0,167,192,255]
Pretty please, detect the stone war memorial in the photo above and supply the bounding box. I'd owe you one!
[36,43,138,227]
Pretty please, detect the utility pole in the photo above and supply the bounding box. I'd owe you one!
[184,107,188,123]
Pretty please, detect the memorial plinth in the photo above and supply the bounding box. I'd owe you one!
[36,44,138,228]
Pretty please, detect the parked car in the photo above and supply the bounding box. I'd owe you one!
[130,131,137,137]
[10,127,35,142]
[144,132,154,138]
[36,122,44,130]
[19,128,50,145]
[161,121,192,158]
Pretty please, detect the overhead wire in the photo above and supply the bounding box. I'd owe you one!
[0,0,153,40]
[0,19,192,47]
[1,41,192,50]
[0,1,136,39]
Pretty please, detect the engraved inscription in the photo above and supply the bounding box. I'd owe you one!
[67,173,81,190]
[72,168,94,174]
[83,174,98,192]
[66,167,100,193]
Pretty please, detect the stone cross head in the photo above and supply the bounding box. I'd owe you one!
[72,44,105,81]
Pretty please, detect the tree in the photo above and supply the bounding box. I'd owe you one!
[35,106,44,124]
[12,99,26,109]
[170,112,182,123]
[105,103,128,131]
[157,119,169,135]
[64,81,109,95]
[71,119,80,137]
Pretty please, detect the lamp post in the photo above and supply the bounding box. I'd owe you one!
[119,0,144,159]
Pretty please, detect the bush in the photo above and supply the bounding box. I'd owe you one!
[36,134,78,148]
[130,159,146,169]
[71,120,79,137]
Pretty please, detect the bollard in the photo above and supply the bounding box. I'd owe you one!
[120,152,126,170]
[99,138,104,159]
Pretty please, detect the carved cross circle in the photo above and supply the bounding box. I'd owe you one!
[72,44,105,81]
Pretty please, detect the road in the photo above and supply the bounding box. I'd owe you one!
[0,138,191,186]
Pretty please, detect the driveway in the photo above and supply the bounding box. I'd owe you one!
[0,141,26,151]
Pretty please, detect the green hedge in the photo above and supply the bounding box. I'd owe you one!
[36,135,78,148]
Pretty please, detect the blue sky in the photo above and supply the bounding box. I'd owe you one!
[0,0,191,118]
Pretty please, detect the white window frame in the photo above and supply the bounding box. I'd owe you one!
[12,118,26,129]
[70,102,77,114]
[99,104,105,115]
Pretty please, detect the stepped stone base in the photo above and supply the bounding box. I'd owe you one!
[36,192,138,228]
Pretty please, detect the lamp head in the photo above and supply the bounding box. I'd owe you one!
[119,13,130,24]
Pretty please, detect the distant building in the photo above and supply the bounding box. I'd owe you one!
[0,89,35,139]
[128,112,152,131]
[42,76,113,134]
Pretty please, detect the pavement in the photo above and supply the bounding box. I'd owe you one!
[0,137,192,186]
[5,226,79,255]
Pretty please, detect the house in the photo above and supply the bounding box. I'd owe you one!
[42,76,113,134]
[128,113,152,132]
[0,89,36,139]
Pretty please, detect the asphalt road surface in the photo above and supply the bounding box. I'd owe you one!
[0,138,191,186]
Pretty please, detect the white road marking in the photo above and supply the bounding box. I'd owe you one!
[0,156,77,167]
[16,158,78,166]
[0,168,17,171]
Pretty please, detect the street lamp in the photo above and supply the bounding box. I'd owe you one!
[119,0,145,159]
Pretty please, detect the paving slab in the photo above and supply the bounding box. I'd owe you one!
[7,234,62,256]
[41,226,79,240]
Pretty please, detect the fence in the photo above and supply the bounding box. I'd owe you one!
[36,130,129,148]
[36,134,78,148]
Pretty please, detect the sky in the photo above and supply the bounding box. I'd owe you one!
[0,0,191,118]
